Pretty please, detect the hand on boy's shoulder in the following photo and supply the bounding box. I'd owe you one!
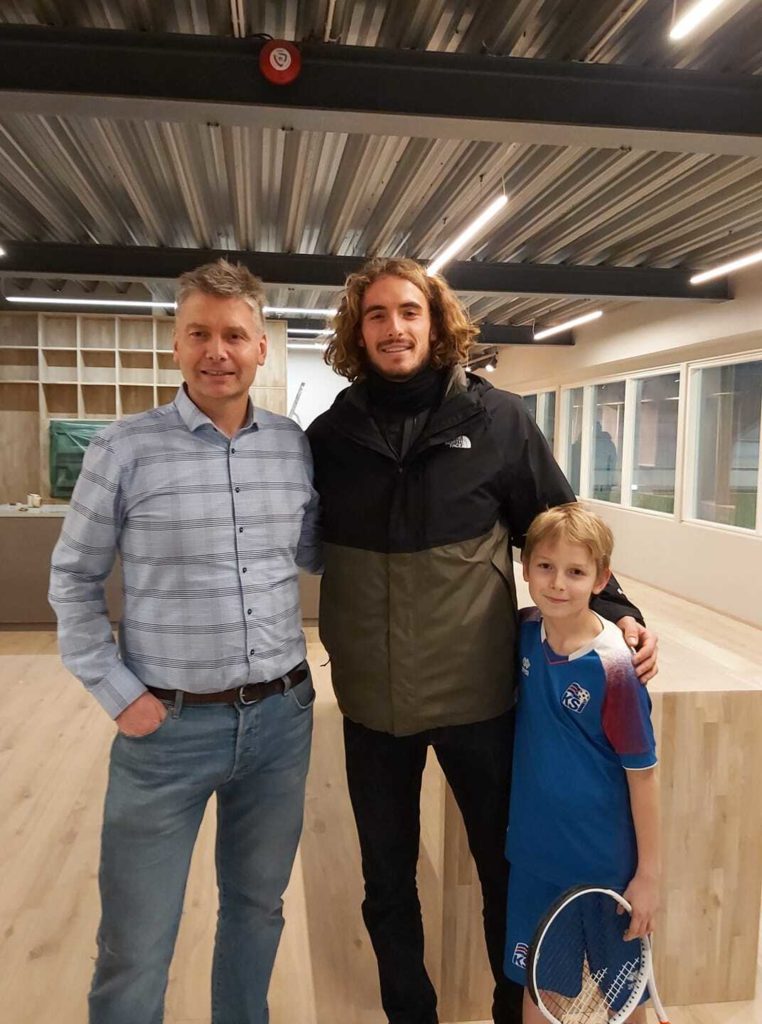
[616,616,659,685]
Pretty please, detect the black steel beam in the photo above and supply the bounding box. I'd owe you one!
[478,323,573,346]
[0,242,729,301]
[0,25,760,155]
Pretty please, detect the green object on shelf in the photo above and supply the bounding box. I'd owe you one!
[49,420,111,498]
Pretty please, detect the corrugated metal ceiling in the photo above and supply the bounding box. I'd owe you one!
[0,1,760,330]
[1,0,760,73]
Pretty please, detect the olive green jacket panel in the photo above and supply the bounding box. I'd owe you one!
[319,522,518,736]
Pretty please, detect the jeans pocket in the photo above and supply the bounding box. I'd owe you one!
[123,711,172,742]
[287,670,316,710]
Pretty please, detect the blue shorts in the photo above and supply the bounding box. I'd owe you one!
[504,865,648,1011]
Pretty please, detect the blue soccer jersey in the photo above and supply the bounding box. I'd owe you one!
[507,608,657,888]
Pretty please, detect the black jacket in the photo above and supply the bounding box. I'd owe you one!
[308,367,641,736]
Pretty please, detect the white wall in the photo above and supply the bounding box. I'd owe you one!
[286,348,347,428]
[491,266,762,628]
[496,266,762,390]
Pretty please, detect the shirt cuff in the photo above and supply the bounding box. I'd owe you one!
[88,662,148,719]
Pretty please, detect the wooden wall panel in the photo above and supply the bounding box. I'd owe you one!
[0,384,40,503]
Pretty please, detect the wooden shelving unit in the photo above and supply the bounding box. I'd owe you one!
[0,311,287,503]
[0,311,182,500]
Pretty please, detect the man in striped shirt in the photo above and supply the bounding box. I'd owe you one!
[49,259,321,1024]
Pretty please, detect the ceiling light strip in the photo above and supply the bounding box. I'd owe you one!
[533,310,603,340]
[690,247,762,284]
[669,0,729,40]
[427,194,508,277]
[5,295,339,317]
[6,295,174,308]
[265,306,337,317]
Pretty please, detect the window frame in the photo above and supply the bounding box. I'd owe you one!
[682,352,762,536]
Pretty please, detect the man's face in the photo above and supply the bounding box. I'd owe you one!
[359,275,434,380]
[173,292,266,410]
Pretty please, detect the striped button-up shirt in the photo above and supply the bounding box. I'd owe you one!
[49,386,321,718]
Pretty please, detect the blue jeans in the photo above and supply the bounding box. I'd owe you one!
[89,666,314,1024]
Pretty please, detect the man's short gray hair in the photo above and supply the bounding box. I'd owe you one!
[176,259,267,324]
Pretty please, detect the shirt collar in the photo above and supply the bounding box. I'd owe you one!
[174,384,257,435]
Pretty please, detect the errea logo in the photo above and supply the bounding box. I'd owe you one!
[446,435,471,449]
[512,942,528,969]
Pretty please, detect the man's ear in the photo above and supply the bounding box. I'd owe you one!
[257,333,267,367]
[592,567,612,595]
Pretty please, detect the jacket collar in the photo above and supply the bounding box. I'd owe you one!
[333,365,488,458]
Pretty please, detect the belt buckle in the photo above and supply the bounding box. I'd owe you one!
[238,683,264,706]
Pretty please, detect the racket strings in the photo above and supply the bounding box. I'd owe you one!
[532,892,647,1024]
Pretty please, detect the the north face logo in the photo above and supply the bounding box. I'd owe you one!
[446,435,471,449]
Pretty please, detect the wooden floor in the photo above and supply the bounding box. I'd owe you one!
[0,573,760,1023]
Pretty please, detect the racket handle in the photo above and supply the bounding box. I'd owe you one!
[646,936,669,1024]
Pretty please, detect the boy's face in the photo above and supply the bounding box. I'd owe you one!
[523,538,611,624]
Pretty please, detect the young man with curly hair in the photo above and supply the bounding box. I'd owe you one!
[306,258,658,1024]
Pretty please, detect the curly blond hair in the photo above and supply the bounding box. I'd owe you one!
[325,257,479,381]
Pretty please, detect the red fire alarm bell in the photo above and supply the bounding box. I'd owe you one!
[259,40,302,85]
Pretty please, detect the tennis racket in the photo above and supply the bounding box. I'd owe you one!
[526,886,669,1024]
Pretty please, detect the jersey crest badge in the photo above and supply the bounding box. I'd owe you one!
[446,435,471,449]
[512,942,528,969]
[521,656,530,677]
[561,682,591,713]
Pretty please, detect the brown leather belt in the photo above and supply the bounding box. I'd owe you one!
[146,665,308,707]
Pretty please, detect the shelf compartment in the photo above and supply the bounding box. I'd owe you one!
[120,384,155,416]
[156,352,181,386]
[41,348,78,383]
[81,350,116,384]
[0,313,38,347]
[82,384,117,419]
[81,317,116,350]
[157,385,179,406]
[0,348,38,382]
[43,383,78,417]
[155,319,175,352]
[41,315,77,348]
[0,381,39,412]
[118,318,153,351]
[118,349,154,384]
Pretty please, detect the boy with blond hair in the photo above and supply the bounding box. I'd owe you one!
[505,504,660,1024]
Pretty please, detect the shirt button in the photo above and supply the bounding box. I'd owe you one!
[235,486,240,493]
[231,447,236,453]
[247,608,252,615]
[239,526,244,533]
[242,567,247,574]
[249,648,255,655]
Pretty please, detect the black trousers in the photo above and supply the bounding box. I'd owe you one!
[343,711,523,1024]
